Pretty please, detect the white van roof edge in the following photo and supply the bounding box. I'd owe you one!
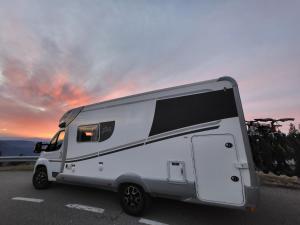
[81,76,234,112]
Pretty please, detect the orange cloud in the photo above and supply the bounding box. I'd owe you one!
[0,59,95,138]
[0,58,141,138]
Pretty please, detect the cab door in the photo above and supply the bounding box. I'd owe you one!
[43,130,65,176]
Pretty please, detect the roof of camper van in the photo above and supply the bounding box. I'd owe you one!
[77,76,236,112]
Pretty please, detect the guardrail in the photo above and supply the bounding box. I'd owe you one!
[0,156,38,162]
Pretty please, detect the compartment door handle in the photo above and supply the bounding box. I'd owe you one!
[234,162,248,169]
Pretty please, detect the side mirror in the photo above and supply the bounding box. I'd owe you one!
[34,142,42,153]
[34,142,49,153]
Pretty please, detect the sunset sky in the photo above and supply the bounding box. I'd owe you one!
[0,0,299,138]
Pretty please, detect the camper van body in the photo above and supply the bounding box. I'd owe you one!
[33,77,259,212]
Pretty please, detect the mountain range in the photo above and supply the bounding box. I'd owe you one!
[0,138,48,156]
[0,140,37,156]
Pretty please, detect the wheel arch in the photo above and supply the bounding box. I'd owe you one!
[32,163,51,189]
[114,173,150,194]
[34,159,50,176]
[35,164,47,170]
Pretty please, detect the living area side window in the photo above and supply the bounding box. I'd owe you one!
[99,121,115,142]
[77,124,99,142]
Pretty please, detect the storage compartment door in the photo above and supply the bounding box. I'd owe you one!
[192,134,244,205]
[168,161,186,183]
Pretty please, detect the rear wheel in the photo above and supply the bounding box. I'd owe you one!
[119,184,149,216]
[32,166,51,189]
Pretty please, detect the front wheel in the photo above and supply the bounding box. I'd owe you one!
[119,184,149,216]
[32,167,51,189]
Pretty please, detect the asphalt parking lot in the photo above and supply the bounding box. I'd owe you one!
[0,171,300,225]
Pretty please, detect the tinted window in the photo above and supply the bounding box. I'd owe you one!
[77,124,99,142]
[149,88,238,136]
[100,121,115,142]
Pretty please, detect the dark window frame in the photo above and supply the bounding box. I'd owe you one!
[149,88,238,136]
[99,121,115,142]
[76,121,115,143]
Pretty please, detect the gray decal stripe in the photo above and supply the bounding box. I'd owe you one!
[65,140,145,162]
[49,152,98,162]
[66,154,101,163]
[145,125,220,144]
[67,152,98,161]
[66,143,144,163]
[99,143,143,157]
[65,125,219,163]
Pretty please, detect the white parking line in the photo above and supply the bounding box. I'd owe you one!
[139,218,169,225]
[12,197,44,203]
[65,204,104,214]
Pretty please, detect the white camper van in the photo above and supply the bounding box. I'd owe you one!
[33,76,259,215]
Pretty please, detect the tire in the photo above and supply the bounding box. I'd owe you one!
[119,184,149,216]
[32,166,51,189]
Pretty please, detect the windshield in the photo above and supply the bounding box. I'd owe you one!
[48,130,65,151]
[57,131,65,149]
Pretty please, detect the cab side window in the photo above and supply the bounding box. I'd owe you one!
[56,131,65,149]
[47,130,65,151]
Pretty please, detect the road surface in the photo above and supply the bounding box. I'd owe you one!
[0,171,299,225]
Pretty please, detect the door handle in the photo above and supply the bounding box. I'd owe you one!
[234,162,248,169]
[225,142,233,148]
[99,162,104,171]
[65,163,73,169]
[71,163,75,172]
[231,176,239,182]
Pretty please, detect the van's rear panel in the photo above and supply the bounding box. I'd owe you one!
[217,77,259,208]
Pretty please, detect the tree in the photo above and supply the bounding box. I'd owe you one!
[289,123,298,135]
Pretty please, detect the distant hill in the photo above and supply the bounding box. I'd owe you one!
[0,140,39,156]
[0,136,49,142]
